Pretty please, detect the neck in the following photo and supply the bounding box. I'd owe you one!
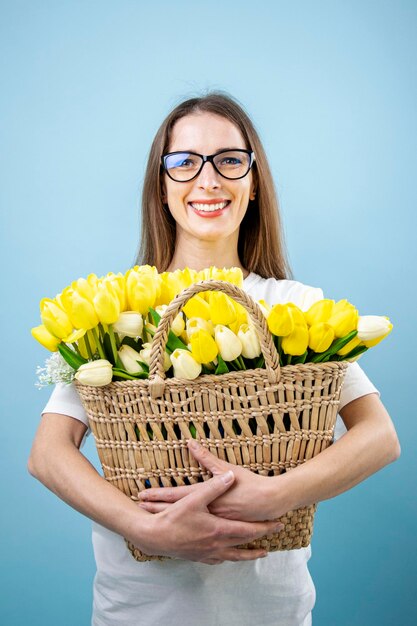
[166,231,249,278]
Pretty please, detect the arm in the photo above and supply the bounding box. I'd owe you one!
[139,393,400,521]
[28,412,283,563]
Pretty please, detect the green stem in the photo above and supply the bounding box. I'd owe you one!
[238,355,246,370]
[108,324,119,365]
[84,332,94,360]
[91,326,106,360]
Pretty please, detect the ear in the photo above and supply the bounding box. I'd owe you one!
[249,171,258,201]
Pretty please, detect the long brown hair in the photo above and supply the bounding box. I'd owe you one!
[136,91,292,280]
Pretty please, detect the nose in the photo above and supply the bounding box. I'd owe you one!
[196,161,221,190]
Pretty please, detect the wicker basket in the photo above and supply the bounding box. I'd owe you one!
[75,280,348,561]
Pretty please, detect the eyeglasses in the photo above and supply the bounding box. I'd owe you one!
[161,149,255,182]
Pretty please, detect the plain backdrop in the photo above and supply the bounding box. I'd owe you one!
[1,1,416,625]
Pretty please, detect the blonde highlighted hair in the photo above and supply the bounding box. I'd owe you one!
[136,91,292,280]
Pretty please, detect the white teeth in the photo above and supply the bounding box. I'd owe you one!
[190,201,229,212]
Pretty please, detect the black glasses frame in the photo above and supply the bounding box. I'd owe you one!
[161,149,255,182]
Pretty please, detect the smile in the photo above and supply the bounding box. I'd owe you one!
[189,201,230,213]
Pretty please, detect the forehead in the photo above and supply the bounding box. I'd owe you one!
[169,112,247,153]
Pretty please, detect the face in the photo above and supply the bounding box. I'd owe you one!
[162,112,256,244]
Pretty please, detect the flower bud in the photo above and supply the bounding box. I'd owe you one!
[238,324,262,359]
[308,323,334,353]
[214,325,242,362]
[357,315,393,348]
[118,345,144,374]
[170,349,202,379]
[281,324,309,356]
[208,292,237,326]
[304,299,335,326]
[190,329,219,364]
[93,281,121,325]
[40,298,73,339]
[183,295,211,320]
[267,304,294,337]
[31,324,61,352]
[327,300,358,338]
[74,359,113,386]
[113,311,143,338]
[186,317,214,339]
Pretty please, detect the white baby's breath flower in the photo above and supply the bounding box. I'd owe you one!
[35,352,75,388]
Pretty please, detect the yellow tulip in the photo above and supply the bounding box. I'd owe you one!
[304,299,335,326]
[113,311,143,338]
[208,291,237,325]
[71,276,97,303]
[74,359,113,386]
[267,304,294,337]
[61,289,99,330]
[155,272,184,306]
[238,324,262,359]
[170,349,202,379]
[40,298,73,339]
[104,273,127,311]
[190,329,219,364]
[308,323,335,353]
[62,328,87,344]
[214,325,242,361]
[281,324,309,356]
[183,294,211,320]
[93,281,121,325]
[328,300,359,338]
[126,270,158,314]
[357,315,393,348]
[31,324,61,351]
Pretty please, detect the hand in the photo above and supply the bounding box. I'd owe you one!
[138,440,289,522]
[133,470,284,564]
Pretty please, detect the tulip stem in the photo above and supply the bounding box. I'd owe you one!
[91,326,106,360]
[107,325,119,365]
[84,332,94,360]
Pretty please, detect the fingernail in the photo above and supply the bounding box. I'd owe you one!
[274,524,284,532]
[221,470,234,485]
[188,439,200,450]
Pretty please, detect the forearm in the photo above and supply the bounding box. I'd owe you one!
[273,398,400,514]
[29,443,150,545]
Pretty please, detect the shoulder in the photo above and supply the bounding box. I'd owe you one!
[243,273,324,309]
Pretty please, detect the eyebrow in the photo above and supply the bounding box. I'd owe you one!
[168,147,246,154]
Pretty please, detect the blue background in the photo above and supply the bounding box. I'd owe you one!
[1,1,416,624]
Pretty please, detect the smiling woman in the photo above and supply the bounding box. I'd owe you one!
[28,91,400,626]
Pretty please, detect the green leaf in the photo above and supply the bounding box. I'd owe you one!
[121,336,143,351]
[254,355,265,369]
[102,332,115,365]
[337,345,368,362]
[311,330,359,363]
[215,354,229,375]
[112,368,149,380]
[58,343,87,369]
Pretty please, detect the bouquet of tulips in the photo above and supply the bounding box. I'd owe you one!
[32,265,393,388]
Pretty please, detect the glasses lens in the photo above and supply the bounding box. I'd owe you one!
[164,152,203,181]
[213,150,251,179]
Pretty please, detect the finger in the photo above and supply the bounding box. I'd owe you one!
[222,519,284,542]
[188,439,229,475]
[138,501,170,513]
[139,484,198,503]
[217,548,268,562]
[186,471,235,509]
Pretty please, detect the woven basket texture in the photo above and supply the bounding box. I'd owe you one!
[75,280,348,561]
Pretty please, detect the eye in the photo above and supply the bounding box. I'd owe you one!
[220,156,242,165]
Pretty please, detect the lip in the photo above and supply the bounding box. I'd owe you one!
[189,200,231,218]
[188,198,230,204]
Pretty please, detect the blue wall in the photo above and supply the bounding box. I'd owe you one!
[1,1,416,624]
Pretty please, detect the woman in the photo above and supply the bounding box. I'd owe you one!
[28,92,400,626]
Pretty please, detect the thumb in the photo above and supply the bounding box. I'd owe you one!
[187,439,228,475]
[187,471,235,509]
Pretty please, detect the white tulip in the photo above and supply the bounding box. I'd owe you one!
[118,345,144,374]
[238,324,262,359]
[357,315,393,347]
[113,311,143,338]
[170,349,202,379]
[214,325,242,362]
[74,359,113,386]
[186,317,214,338]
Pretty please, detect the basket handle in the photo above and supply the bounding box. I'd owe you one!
[148,279,281,398]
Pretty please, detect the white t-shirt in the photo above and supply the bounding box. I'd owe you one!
[41,274,379,626]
